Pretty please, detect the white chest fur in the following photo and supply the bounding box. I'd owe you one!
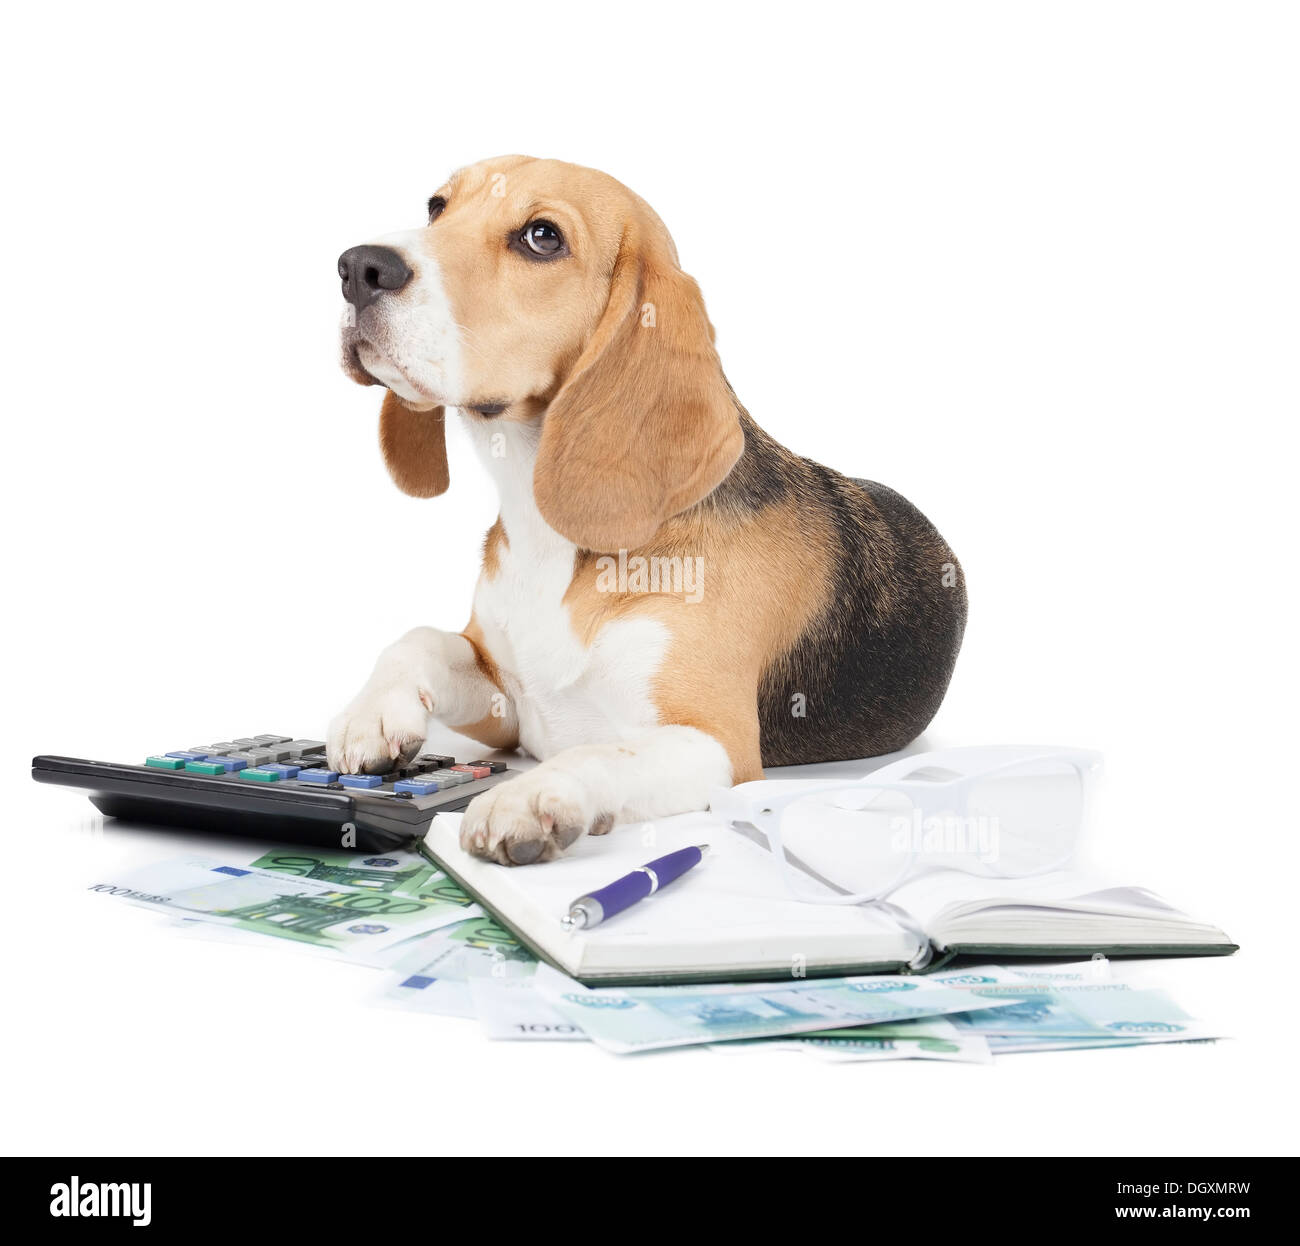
[464,417,669,760]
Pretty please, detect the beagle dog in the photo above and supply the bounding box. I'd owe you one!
[330,156,967,866]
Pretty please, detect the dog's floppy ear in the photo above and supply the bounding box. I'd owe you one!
[379,389,450,497]
[533,217,742,551]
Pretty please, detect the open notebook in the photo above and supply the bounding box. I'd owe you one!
[420,812,1235,985]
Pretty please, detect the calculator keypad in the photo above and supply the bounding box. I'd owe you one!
[146,735,500,800]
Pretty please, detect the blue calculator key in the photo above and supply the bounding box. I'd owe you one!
[340,773,383,789]
[297,768,340,784]
[204,755,248,772]
[165,751,208,761]
[394,777,441,795]
[265,763,301,779]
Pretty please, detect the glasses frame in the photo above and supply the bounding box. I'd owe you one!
[720,746,1102,905]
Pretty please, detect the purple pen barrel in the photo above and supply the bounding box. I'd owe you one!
[564,845,707,929]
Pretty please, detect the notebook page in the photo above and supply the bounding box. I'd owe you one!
[886,868,1227,947]
[426,811,919,976]
[890,869,1118,924]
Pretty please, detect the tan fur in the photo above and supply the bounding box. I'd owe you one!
[562,496,836,782]
[376,158,741,540]
[531,209,744,550]
[379,390,449,497]
[481,517,507,578]
[448,615,520,750]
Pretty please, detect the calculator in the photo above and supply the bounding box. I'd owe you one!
[32,733,513,852]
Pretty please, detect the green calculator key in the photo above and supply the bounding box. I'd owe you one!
[145,756,187,770]
[239,768,281,783]
[185,761,227,776]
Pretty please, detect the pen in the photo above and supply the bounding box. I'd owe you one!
[560,844,710,929]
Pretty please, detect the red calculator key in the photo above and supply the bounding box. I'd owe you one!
[450,763,491,779]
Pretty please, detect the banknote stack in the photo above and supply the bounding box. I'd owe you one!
[91,847,1221,1061]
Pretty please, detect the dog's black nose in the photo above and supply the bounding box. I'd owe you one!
[337,245,413,313]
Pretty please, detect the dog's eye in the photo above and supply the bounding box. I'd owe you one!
[516,220,566,259]
[427,196,447,222]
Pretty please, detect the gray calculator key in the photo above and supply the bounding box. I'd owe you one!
[282,739,327,757]
[230,738,259,748]
[229,749,276,767]
[431,769,472,786]
[196,742,238,755]
[253,734,293,745]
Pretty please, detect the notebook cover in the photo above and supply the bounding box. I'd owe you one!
[925,942,1239,973]
[419,841,1238,985]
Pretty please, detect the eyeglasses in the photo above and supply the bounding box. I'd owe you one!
[709,746,1101,904]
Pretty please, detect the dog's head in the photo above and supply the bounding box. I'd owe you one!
[338,156,742,551]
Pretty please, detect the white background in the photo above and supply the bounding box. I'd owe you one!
[2,1,1296,1157]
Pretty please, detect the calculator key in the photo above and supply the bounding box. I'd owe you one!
[201,756,248,772]
[252,734,292,745]
[195,742,238,755]
[467,759,508,774]
[297,768,340,784]
[394,777,442,795]
[228,750,276,768]
[185,761,228,776]
[264,763,301,779]
[239,768,281,783]
[283,739,327,757]
[417,753,455,770]
[340,773,383,789]
[430,769,472,786]
[145,756,187,770]
[165,751,209,761]
[230,738,259,748]
[450,763,491,779]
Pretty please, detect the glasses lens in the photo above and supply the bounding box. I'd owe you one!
[776,786,917,897]
[966,758,1084,876]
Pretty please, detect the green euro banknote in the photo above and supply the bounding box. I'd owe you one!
[532,964,1033,1053]
[384,916,538,1017]
[90,857,474,959]
[391,914,536,978]
[246,847,475,906]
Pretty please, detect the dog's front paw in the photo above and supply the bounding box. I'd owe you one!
[460,767,611,865]
[327,684,432,774]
